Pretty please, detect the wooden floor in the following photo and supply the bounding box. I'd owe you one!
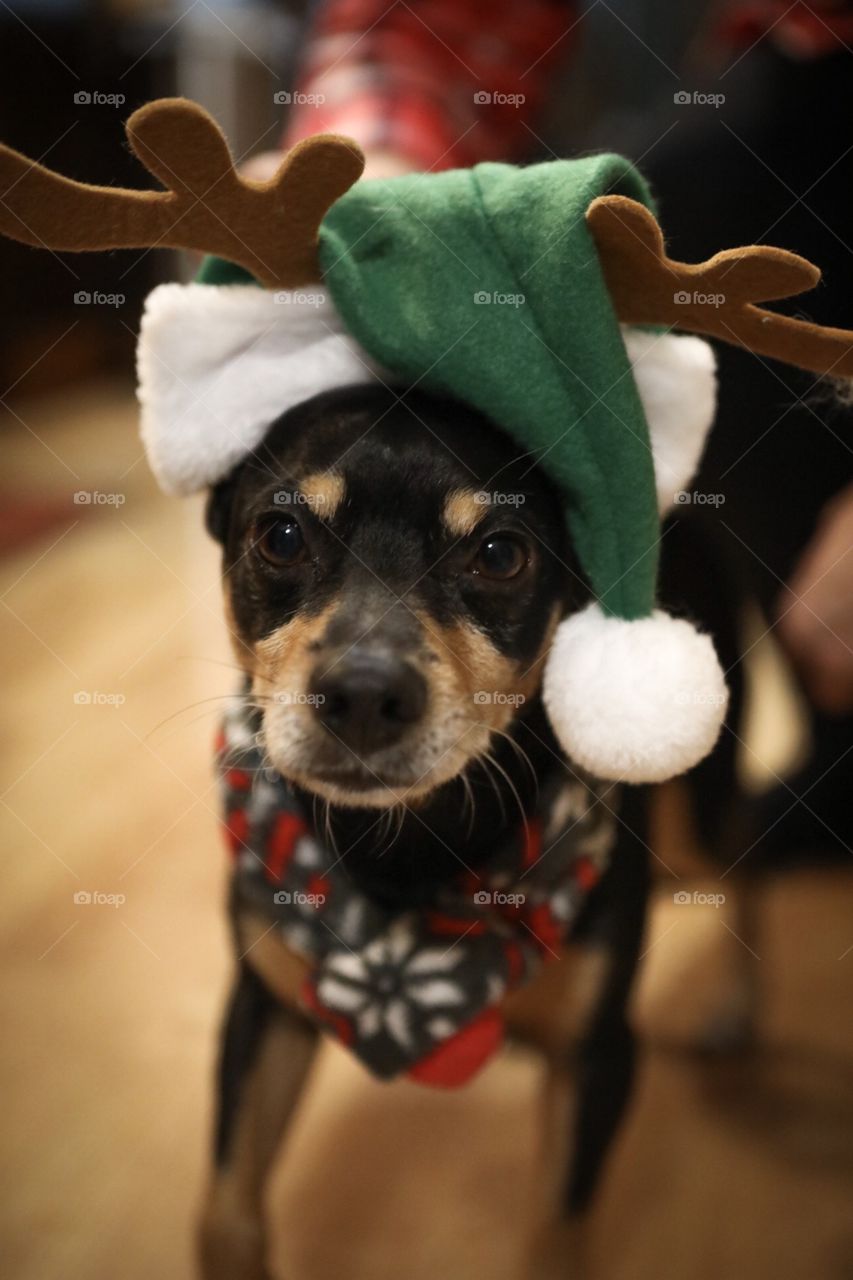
[2,383,853,1280]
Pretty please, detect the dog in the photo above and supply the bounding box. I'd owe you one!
[197,382,669,1280]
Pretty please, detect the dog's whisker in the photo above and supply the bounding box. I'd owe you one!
[324,797,339,857]
[474,750,508,825]
[177,654,251,676]
[481,723,539,799]
[459,717,539,804]
[481,747,528,834]
[144,693,245,741]
[380,806,406,858]
[459,768,477,839]
[378,805,393,842]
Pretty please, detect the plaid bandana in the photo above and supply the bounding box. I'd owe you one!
[217,694,615,1087]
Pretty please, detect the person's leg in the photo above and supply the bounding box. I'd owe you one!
[646,49,853,860]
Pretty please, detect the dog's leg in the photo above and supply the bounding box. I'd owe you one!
[564,784,651,1217]
[198,963,318,1280]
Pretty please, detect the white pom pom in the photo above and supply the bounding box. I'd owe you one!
[542,603,728,784]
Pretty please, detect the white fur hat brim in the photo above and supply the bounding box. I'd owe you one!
[622,327,717,514]
[542,602,729,784]
[135,276,716,510]
[136,282,383,495]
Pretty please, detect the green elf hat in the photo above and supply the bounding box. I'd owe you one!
[3,99,853,784]
[315,159,725,784]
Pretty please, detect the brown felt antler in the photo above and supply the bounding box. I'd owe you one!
[0,98,364,288]
[587,194,853,379]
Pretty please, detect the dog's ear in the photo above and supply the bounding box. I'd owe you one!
[205,472,240,546]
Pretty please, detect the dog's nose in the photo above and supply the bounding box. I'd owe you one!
[310,652,427,753]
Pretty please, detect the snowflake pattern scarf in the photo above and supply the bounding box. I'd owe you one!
[217,694,616,1088]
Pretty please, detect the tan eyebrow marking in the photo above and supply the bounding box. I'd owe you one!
[442,488,488,539]
[298,470,345,520]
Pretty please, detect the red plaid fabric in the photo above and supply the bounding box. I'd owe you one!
[285,0,853,172]
[285,0,574,169]
[722,1,853,58]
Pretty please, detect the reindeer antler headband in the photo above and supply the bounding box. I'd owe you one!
[2,98,850,784]
[588,195,853,377]
[3,98,849,371]
[0,98,363,287]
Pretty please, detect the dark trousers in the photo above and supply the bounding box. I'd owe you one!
[646,49,853,858]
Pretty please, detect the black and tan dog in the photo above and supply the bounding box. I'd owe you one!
[197,382,677,1280]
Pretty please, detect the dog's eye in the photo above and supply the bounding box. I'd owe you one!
[469,533,528,581]
[255,518,307,567]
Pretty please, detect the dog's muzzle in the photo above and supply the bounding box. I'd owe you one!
[309,647,427,755]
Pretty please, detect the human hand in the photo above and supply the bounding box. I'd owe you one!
[777,482,853,715]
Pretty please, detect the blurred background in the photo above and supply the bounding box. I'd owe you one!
[1,2,852,1278]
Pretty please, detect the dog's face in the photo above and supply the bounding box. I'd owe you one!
[209,385,580,808]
